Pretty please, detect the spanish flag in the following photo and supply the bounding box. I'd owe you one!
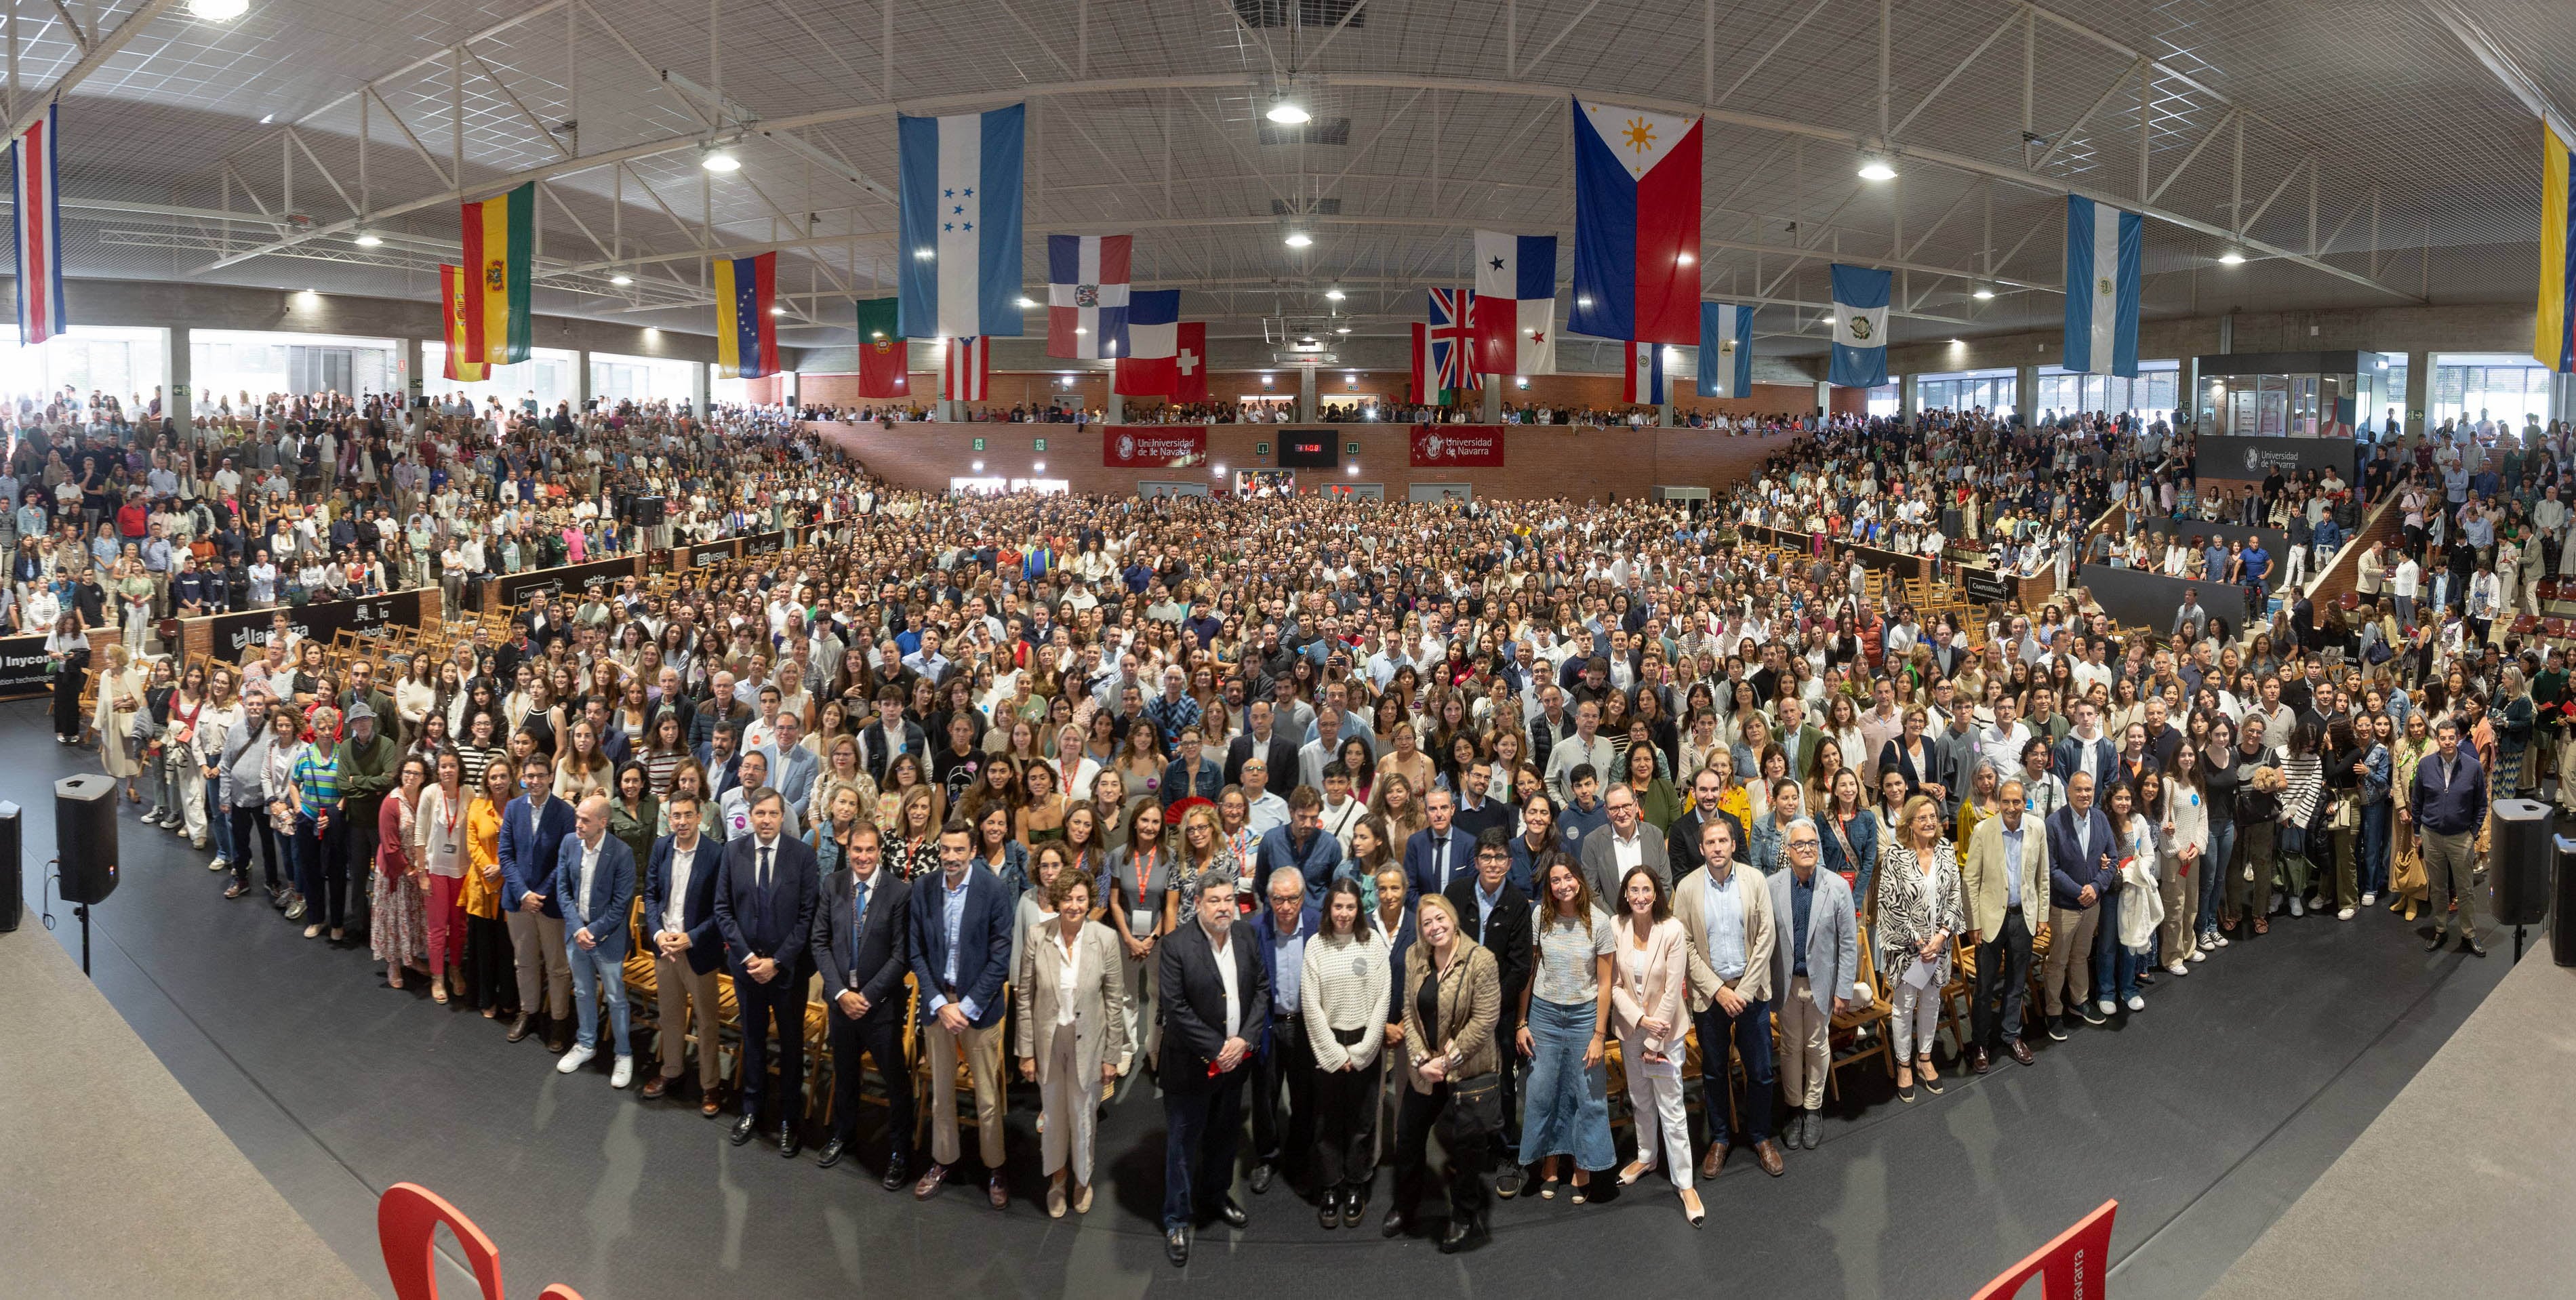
[715,251,782,379]
[459,182,534,367]
[2541,121,2576,373]
[439,264,486,381]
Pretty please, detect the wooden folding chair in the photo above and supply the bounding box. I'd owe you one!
[1826,922,1897,1100]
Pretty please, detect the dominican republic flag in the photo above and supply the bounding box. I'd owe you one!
[1828,264,1891,388]
[1113,288,1181,396]
[942,336,990,401]
[2064,195,2143,378]
[1622,340,1666,405]
[1428,288,1481,392]
[1472,230,1556,374]
[1047,232,1131,359]
[9,104,65,345]
[1569,97,1703,346]
[898,103,1026,340]
[1697,301,1754,399]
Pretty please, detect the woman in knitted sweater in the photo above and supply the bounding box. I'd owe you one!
[1301,878,1390,1230]
[2276,721,2325,918]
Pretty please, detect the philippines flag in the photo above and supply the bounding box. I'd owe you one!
[943,336,990,401]
[1047,232,1131,359]
[1429,288,1481,392]
[1472,230,1556,374]
[897,103,1026,340]
[2064,195,2143,378]
[9,104,66,345]
[1622,340,1666,405]
[1112,288,1181,396]
[1569,97,1703,346]
[1828,264,1891,388]
[1697,301,1754,399]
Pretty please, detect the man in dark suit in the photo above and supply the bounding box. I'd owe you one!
[712,784,821,1156]
[497,755,577,1051]
[2041,771,2118,1033]
[1402,788,1471,899]
[1447,760,1511,845]
[811,820,916,1187]
[1577,784,1672,903]
[1159,868,1268,1267]
[1246,865,1320,1198]
[641,790,727,1110]
[550,794,639,1087]
[1670,765,1750,876]
[1224,699,1302,793]
[906,819,1016,1208]
[1445,828,1535,1195]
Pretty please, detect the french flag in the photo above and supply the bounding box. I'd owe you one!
[2064,195,2142,378]
[10,104,66,346]
[1113,289,1181,396]
[1046,232,1131,359]
[1569,97,1702,346]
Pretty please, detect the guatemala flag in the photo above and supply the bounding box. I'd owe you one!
[1697,301,1754,399]
[1569,98,1703,346]
[898,103,1026,340]
[2064,195,2142,378]
[1828,264,1891,388]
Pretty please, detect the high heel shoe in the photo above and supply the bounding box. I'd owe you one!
[1616,1160,1652,1186]
[1681,1188,1706,1227]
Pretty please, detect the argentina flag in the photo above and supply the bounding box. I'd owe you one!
[2064,194,2141,378]
[898,103,1026,340]
[1827,264,1890,388]
[1697,301,1754,399]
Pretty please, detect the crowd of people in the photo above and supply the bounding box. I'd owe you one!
[56,382,2546,1265]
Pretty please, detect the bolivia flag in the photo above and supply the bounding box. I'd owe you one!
[459,182,534,367]
[715,251,781,379]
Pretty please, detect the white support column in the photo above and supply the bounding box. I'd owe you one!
[1107,391,1124,422]
[1302,366,1320,422]
[164,325,192,479]
[399,336,422,407]
[576,349,593,408]
[691,361,710,418]
[1901,372,1920,420]
[2015,363,2039,426]
[1814,380,1830,421]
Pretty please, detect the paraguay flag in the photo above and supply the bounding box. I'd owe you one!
[1472,230,1556,374]
[1622,340,1666,405]
[1697,301,1754,399]
[1827,264,1891,388]
[898,103,1026,340]
[1113,289,1180,396]
[714,252,781,379]
[1569,98,1703,346]
[2539,122,2576,372]
[1047,233,1131,359]
[2064,195,2142,379]
[9,103,64,345]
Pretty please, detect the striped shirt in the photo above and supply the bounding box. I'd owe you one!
[292,749,344,815]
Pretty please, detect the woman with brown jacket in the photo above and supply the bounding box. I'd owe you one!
[1383,893,1502,1254]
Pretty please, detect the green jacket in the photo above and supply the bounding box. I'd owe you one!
[336,731,401,821]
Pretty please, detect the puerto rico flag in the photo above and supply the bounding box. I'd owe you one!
[1472,230,1556,374]
[1697,301,1754,399]
[2064,195,2143,378]
[1046,232,1131,359]
[9,104,65,345]
[1622,340,1666,405]
[1429,287,1481,392]
[942,336,990,401]
[1828,264,1891,388]
[1569,97,1703,346]
[1113,288,1181,396]
[897,103,1026,340]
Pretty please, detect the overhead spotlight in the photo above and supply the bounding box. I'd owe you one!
[1576,296,1593,308]
[1074,326,1088,336]
[1033,460,1045,472]
[1284,232,1313,248]
[1676,252,1695,265]
[1213,463,1228,476]
[610,273,633,286]
[1015,296,1037,309]
[1325,288,1346,301]
[1857,153,1897,182]
[700,144,740,173]
[1265,96,1310,125]
[1335,326,1350,333]
[971,460,985,472]
[2217,250,2246,265]
[1948,338,1964,346]
[912,247,935,260]
[191,0,249,22]
[1347,464,1359,475]
[769,306,786,316]
[353,232,382,247]
[257,113,274,125]
[1972,286,1996,300]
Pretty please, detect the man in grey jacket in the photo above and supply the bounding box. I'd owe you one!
[1769,817,1858,1152]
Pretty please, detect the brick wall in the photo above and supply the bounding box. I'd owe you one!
[789,370,1852,421]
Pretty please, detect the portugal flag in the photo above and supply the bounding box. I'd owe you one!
[439,265,487,381]
[459,182,534,367]
[854,297,908,399]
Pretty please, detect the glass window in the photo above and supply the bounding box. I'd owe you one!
[1865,383,1899,418]
[0,326,168,409]
[192,329,402,411]
[2431,354,2551,438]
[590,352,698,407]
[423,344,578,414]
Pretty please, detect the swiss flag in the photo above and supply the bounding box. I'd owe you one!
[1171,323,1208,402]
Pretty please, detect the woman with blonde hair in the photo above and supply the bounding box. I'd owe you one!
[94,643,149,805]
[1877,794,1965,1101]
[1174,801,1241,913]
[1384,891,1502,1253]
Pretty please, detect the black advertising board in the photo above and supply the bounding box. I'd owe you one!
[2200,434,2356,482]
[0,632,54,699]
[1277,430,1340,468]
[199,590,427,660]
[1960,567,2012,603]
[493,556,636,609]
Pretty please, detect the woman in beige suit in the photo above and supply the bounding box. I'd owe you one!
[1015,870,1131,1217]
[1609,866,1702,1225]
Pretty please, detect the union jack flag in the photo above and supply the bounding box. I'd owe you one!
[1428,287,1481,392]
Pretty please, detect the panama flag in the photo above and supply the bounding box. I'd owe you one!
[9,103,65,345]
[1112,288,1181,396]
[1047,232,1131,359]
[1828,264,1891,388]
[1622,340,1666,405]
[898,103,1026,340]
[2064,195,2143,378]
[942,336,990,401]
[1428,287,1481,392]
[1472,230,1556,374]
[1697,301,1754,399]
[713,252,782,379]
[1569,98,1703,346]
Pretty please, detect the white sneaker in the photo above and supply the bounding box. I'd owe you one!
[556,1044,597,1075]
[2360,892,2377,906]
[2214,934,2230,948]
[2337,907,2356,921]
[2097,999,2117,1017]
[2188,949,2208,963]
[610,1056,634,1089]
[2289,897,2305,918]
[2166,960,2190,977]
[2125,994,2146,1012]
[207,857,227,872]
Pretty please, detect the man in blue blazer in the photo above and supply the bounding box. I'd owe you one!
[809,820,915,1185]
[712,784,821,1156]
[2041,771,2118,1033]
[551,794,639,1088]
[1401,788,1472,900]
[906,819,1017,1206]
[641,791,726,1110]
[497,754,578,1051]
[1247,866,1321,1196]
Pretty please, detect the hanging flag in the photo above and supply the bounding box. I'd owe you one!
[460,182,534,367]
[1173,322,1209,403]
[2540,121,2576,372]
[1697,301,1754,399]
[1112,288,1180,396]
[1428,288,1481,392]
[439,266,487,382]
[714,251,782,380]
[1047,233,1131,359]
[1410,322,1433,404]
[1569,97,1704,346]
[853,297,909,399]
[942,336,990,401]
[2063,196,2142,379]
[8,104,65,345]
[1622,340,1666,405]
[1828,264,1891,388]
[1472,230,1556,374]
[897,103,1026,340]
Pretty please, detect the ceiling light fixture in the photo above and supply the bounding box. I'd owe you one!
[1325,289,1345,301]
[700,144,740,173]
[1857,153,1897,182]
[1335,326,1350,333]
[353,232,382,247]
[769,306,785,316]
[2217,250,2246,265]
[257,113,274,125]
[610,273,633,286]
[1676,252,1695,265]
[1284,232,1313,248]
[1265,96,1310,125]
[1972,286,1995,300]
[190,0,249,22]
[912,247,934,260]
[1015,296,1037,309]
[1576,296,1593,308]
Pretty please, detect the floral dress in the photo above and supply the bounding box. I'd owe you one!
[369,787,428,966]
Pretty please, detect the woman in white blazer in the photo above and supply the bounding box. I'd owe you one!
[1015,870,1131,1218]
[1608,866,1702,1225]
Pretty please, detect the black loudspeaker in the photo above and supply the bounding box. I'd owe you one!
[628,494,666,527]
[0,800,19,933]
[2489,798,2552,928]
[55,774,118,906]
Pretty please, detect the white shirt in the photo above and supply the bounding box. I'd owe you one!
[1050,925,1083,1026]
[660,835,702,935]
[1208,925,1243,1039]
[1613,825,1645,874]
[575,834,603,914]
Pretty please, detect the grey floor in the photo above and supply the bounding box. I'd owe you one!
[3,695,2518,1299]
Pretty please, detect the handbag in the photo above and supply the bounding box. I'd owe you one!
[1438,1070,1504,1143]
[2329,795,2358,832]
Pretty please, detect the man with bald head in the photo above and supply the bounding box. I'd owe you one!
[553,793,640,1088]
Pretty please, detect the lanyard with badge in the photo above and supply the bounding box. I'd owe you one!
[1129,846,1161,939]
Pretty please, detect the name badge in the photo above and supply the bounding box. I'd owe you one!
[1130,908,1154,937]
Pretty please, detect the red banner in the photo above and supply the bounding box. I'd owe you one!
[1104,425,1207,468]
[1971,1200,2116,1300]
[1410,424,1506,467]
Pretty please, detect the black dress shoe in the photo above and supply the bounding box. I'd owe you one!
[815,1137,847,1169]
[881,1159,910,1192]
[729,1113,758,1146]
[2426,931,2452,952]
[1166,1228,1190,1268]
[1319,1189,1340,1230]
[776,1124,800,1159]
[1380,1207,1409,1238]
[2460,934,2488,956]
[1438,1215,1476,1253]
[1342,1187,1366,1230]
[1217,1196,1248,1228]
[1248,1162,1274,1195]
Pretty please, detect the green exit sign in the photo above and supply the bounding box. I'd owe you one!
[971,436,986,451]
[1346,441,1361,455]
[1034,437,1048,451]
[1255,442,1271,456]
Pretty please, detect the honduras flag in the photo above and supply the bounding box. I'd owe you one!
[1827,264,1890,388]
[2064,195,2142,378]
[1697,301,1754,399]
[898,103,1026,340]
